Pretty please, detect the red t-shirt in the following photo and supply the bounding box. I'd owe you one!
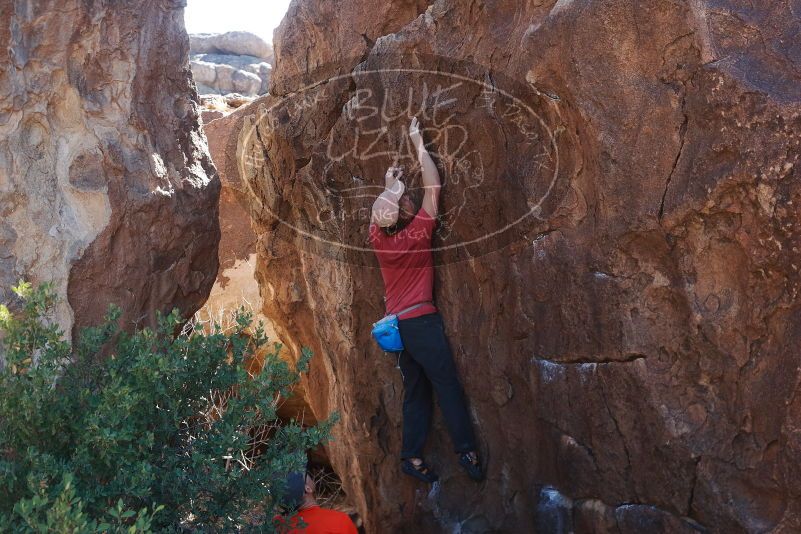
[274,506,358,534]
[369,207,438,320]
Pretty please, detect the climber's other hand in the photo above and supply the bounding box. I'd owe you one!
[385,166,404,187]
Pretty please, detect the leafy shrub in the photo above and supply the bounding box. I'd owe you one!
[0,282,331,533]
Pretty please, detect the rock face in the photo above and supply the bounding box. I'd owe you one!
[194,98,283,349]
[237,0,801,532]
[190,32,273,96]
[0,0,220,337]
[198,93,256,123]
[191,54,271,96]
[190,32,274,63]
[196,94,335,440]
[197,99,343,506]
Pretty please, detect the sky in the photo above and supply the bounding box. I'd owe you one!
[184,0,292,44]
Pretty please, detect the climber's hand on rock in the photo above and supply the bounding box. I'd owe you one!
[385,165,404,188]
[409,116,424,149]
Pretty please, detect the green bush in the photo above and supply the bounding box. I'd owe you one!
[0,282,332,533]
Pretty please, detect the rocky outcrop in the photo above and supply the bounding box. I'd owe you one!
[194,98,280,346]
[196,96,341,500]
[199,94,315,412]
[237,0,801,532]
[190,32,273,96]
[0,0,220,337]
[191,54,271,96]
[190,32,274,63]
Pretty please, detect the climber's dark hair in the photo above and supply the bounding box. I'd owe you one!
[382,186,424,235]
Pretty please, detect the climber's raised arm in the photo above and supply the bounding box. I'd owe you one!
[409,117,441,218]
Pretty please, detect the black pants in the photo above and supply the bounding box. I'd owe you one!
[397,312,476,459]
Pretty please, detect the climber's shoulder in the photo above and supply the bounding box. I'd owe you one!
[418,206,436,222]
[411,206,437,234]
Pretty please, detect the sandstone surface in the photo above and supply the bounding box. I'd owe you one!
[191,54,271,96]
[195,98,277,345]
[190,31,274,63]
[237,0,801,532]
[190,32,273,96]
[0,0,220,337]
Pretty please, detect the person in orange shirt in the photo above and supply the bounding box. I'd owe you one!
[275,468,358,534]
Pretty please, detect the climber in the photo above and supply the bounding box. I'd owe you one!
[368,117,484,484]
[275,465,358,534]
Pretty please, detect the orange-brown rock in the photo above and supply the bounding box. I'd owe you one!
[198,97,334,488]
[195,98,285,352]
[0,0,219,336]
[237,0,801,532]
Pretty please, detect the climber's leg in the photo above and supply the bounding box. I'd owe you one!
[400,312,476,454]
[397,348,433,460]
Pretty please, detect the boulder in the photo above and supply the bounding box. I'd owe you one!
[193,53,268,73]
[190,53,272,96]
[0,0,220,338]
[238,0,801,533]
[199,93,257,119]
[190,31,274,63]
[201,109,225,124]
[189,58,218,87]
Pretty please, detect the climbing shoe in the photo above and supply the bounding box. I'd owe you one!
[401,458,439,484]
[459,451,484,482]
